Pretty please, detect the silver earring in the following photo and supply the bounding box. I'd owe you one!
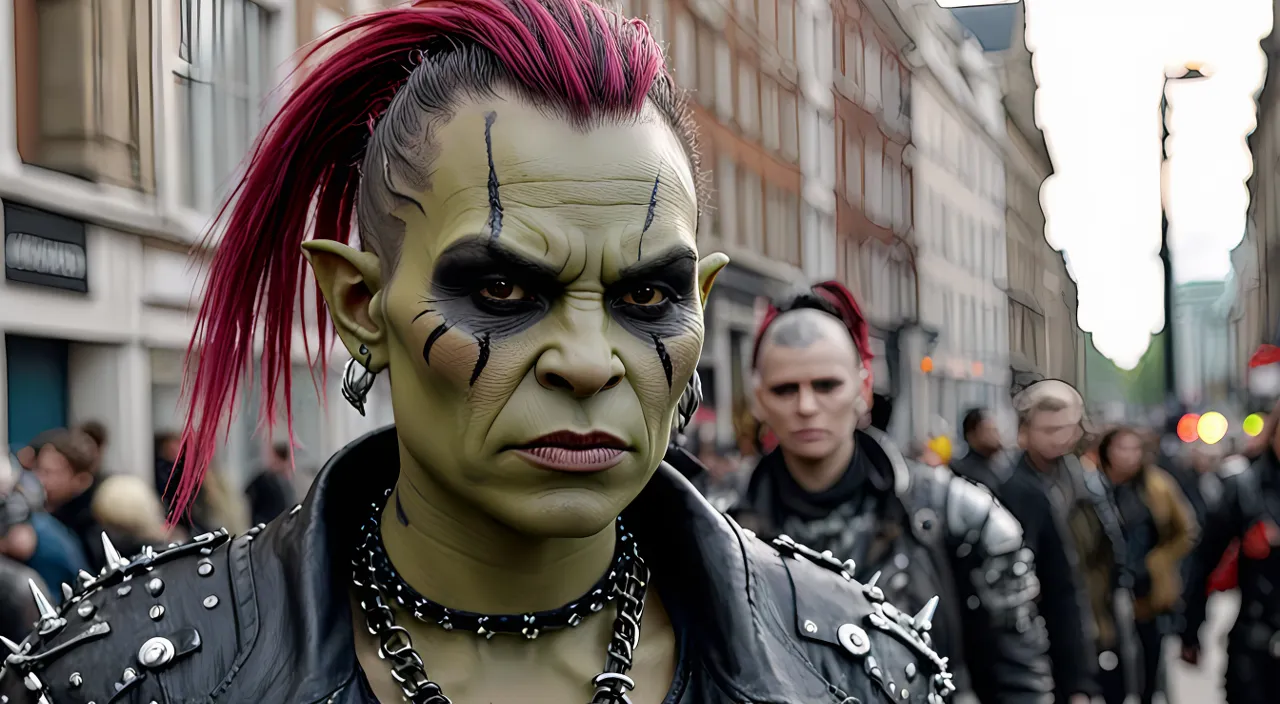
[342,344,377,417]
[676,371,702,435]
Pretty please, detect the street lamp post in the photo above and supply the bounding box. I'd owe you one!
[1160,66,1208,403]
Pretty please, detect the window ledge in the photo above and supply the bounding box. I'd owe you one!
[0,163,202,245]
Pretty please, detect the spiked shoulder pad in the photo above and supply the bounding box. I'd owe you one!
[0,526,255,703]
[765,532,956,703]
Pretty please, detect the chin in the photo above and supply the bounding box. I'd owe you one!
[490,489,630,539]
[782,441,836,463]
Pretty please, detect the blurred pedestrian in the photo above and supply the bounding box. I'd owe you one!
[78,420,108,473]
[0,451,86,602]
[245,442,298,527]
[91,474,171,557]
[1179,396,1280,703]
[953,408,1007,491]
[730,282,1053,703]
[1098,426,1197,704]
[28,428,109,572]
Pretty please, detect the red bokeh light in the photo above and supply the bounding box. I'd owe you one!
[1177,413,1201,443]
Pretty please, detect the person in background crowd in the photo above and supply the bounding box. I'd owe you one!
[1012,382,1134,704]
[1179,397,1280,703]
[91,474,172,557]
[196,464,250,536]
[953,408,1007,492]
[28,428,108,572]
[153,431,182,518]
[78,420,108,473]
[245,442,298,527]
[730,281,1053,704]
[984,383,1105,704]
[0,450,87,602]
[1098,426,1197,704]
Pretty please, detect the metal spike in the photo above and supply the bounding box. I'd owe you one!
[866,571,882,587]
[101,532,125,569]
[61,583,74,601]
[1,636,20,654]
[29,580,56,621]
[77,570,93,585]
[914,595,940,631]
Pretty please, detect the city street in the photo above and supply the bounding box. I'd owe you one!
[1164,590,1239,704]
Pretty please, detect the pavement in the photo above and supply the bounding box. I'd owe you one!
[1162,589,1239,704]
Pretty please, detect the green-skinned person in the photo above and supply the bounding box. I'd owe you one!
[0,2,957,702]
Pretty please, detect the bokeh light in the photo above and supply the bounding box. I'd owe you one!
[1243,413,1266,437]
[1177,413,1200,442]
[1198,412,1229,445]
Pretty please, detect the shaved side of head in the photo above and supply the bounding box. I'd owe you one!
[761,308,858,359]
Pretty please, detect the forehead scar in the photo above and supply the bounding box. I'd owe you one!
[638,170,660,259]
[484,111,504,243]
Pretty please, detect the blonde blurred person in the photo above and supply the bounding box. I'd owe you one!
[199,465,250,536]
[91,474,171,553]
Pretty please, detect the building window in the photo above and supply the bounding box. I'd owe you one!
[864,34,881,103]
[175,0,273,214]
[717,156,738,245]
[845,129,862,205]
[761,77,780,152]
[696,26,717,107]
[758,0,777,46]
[673,10,696,88]
[737,62,760,136]
[739,169,764,251]
[844,26,862,85]
[864,134,883,224]
[15,0,156,191]
[780,89,799,162]
[736,0,756,24]
[715,40,734,120]
[778,0,795,60]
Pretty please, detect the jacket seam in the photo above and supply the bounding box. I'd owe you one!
[209,534,261,698]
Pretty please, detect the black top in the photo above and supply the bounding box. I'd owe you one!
[0,426,953,704]
[245,469,298,527]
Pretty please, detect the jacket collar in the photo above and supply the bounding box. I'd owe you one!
[283,424,806,701]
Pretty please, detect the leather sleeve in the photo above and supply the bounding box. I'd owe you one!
[760,533,959,704]
[0,528,247,703]
[1180,471,1246,648]
[945,476,1055,703]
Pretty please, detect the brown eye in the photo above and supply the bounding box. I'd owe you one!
[479,280,528,301]
[622,287,666,306]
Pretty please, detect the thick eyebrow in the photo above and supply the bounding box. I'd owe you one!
[616,245,697,282]
[434,234,561,282]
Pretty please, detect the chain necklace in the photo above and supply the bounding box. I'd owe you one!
[352,488,651,704]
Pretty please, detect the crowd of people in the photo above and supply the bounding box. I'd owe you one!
[676,283,1280,704]
[0,424,299,641]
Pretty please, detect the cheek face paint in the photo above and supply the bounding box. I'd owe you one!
[470,333,491,386]
[651,333,674,388]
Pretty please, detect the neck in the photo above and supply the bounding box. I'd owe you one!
[781,434,855,493]
[380,447,617,615]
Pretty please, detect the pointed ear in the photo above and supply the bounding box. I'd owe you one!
[697,252,729,306]
[302,240,389,371]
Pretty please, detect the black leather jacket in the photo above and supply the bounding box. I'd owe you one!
[730,429,1054,704]
[1,427,953,703]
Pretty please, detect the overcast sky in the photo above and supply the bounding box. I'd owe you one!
[1026,0,1272,369]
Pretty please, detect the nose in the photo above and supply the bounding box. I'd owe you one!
[535,308,625,399]
[796,386,819,415]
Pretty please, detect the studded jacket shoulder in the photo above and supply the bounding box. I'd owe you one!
[0,426,956,704]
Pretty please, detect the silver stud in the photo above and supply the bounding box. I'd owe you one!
[905,662,918,681]
[290,504,302,516]
[61,582,74,601]
[901,686,910,699]
[843,559,857,574]
[148,605,165,621]
[589,602,603,612]
[146,578,164,597]
[28,579,56,621]
[914,595,940,631]
[803,619,818,634]
[837,623,872,656]
[121,667,137,682]
[138,636,176,668]
[77,601,96,618]
[78,569,94,584]
[23,673,41,692]
[101,533,126,570]
[197,560,214,577]
[68,672,83,688]
[568,613,583,627]
[117,585,132,597]
[203,595,219,609]
[0,636,21,654]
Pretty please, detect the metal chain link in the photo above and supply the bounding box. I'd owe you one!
[353,491,648,704]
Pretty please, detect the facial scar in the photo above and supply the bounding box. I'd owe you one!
[469,333,491,387]
[423,322,451,364]
[484,111,504,243]
[638,172,660,259]
[651,333,673,388]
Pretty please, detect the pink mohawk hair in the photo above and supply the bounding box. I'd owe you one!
[173,0,669,521]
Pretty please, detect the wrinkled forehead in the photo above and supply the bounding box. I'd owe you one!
[403,95,698,266]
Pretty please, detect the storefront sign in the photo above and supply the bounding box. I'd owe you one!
[3,202,88,293]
